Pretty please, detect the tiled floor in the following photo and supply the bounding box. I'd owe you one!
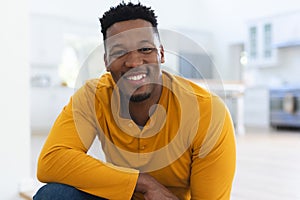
[30,127,300,199]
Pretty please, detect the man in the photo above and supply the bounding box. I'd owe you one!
[33,2,236,200]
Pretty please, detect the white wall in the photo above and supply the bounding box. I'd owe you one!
[0,0,30,199]
[29,0,210,30]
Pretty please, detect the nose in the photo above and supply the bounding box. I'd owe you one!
[124,50,143,68]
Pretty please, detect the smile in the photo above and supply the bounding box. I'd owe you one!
[125,73,147,81]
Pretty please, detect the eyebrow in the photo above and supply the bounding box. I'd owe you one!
[108,44,125,51]
[108,39,156,52]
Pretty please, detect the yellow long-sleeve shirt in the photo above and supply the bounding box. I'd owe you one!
[37,71,236,200]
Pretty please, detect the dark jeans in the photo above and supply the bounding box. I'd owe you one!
[33,183,107,200]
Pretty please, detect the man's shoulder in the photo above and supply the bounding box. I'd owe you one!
[74,73,114,100]
[162,71,213,100]
[83,73,114,90]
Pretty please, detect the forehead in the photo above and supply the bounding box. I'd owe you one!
[105,19,157,48]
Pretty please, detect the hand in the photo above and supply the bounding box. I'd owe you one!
[135,173,179,200]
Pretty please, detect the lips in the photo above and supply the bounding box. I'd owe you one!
[121,71,149,89]
[123,68,148,81]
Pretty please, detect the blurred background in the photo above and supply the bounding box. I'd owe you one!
[1,0,300,199]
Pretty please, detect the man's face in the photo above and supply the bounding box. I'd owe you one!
[104,19,165,102]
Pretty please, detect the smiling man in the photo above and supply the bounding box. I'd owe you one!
[33,2,236,200]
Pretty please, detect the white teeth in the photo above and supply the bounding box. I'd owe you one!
[126,73,146,81]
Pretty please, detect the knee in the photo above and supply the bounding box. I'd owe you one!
[33,183,82,200]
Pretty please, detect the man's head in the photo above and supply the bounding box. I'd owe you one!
[99,2,165,103]
[99,2,158,40]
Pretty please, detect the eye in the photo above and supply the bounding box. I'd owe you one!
[138,47,155,54]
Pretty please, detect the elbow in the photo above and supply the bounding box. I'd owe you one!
[36,149,60,183]
[36,154,51,183]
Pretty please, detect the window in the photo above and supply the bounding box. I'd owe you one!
[264,23,272,58]
[249,26,257,59]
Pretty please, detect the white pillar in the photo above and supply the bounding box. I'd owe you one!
[0,0,30,199]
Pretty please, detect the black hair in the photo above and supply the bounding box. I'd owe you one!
[99,2,158,40]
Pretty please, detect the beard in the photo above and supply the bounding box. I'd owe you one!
[129,92,151,102]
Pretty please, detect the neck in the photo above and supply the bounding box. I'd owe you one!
[120,81,163,127]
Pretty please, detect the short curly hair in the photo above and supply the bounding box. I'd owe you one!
[99,2,158,40]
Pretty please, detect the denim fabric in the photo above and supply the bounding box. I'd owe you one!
[33,183,107,200]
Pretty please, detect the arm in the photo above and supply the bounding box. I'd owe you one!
[190,97,236,199]
[37,83,139,200]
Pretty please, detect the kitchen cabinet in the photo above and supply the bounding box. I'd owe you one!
[245,18,277,67]
[273,11,300,48]
[244,87,269,127]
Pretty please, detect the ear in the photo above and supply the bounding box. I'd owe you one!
[104,53,110,72]
[159,45,165,63]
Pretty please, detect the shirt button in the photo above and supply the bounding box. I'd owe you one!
[140,145,145,150]
[128,123,133,128]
